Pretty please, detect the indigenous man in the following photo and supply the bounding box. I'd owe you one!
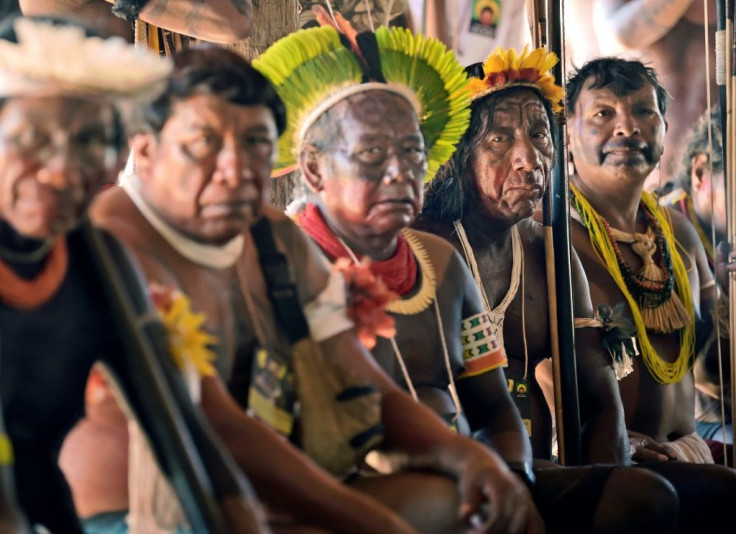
[660,105,732,453]
[566,56,736,529]
[65,40,545,533]
[416,46,678,534]
[593,0,717,186]
[0,16,265,534]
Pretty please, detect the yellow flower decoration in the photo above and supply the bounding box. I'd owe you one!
[151,284,217,378]
[468,45,565,113]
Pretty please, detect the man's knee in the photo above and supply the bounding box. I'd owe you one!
[594,468,678,533]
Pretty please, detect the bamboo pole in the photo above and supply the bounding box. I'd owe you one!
[538,0,582,466]
[727,0,736,462]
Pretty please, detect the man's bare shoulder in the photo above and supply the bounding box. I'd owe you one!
[89,185,158,253]
[262,205,309,246]
[412,214,454,239]
[409,228,458,259]
[664,204,702,250]
[89,185,140,237]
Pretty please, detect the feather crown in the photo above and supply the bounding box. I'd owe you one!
[0,18,171,101]
[252,22,471,181]
[468,45,564,113]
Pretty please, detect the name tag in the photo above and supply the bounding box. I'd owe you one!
[507,373,532,437]
[248,347,296,436]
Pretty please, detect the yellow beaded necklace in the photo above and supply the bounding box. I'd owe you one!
[570,183,695,385]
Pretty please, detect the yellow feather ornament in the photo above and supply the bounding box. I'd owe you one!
[470,45,564,113]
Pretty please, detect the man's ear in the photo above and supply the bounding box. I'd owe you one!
[299,145,325,193]
[129,133,157,181]
[691,153,709,192]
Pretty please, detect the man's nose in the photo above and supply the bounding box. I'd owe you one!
[213,138,251,187]
[511,135,542,174]
[614,112,641,137]
[35,148,75,190]
[382,150,414,184]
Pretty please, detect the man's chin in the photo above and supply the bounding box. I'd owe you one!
[370,214,414,235]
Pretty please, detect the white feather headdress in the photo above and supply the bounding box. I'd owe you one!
[0,18,171,101]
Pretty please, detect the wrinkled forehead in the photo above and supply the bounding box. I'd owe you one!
[333,90,421,133]
[493,90,548,112]
[578,76,659,109]
[0,95,115,130]
[168,93,277,132]
[487,89,550,125]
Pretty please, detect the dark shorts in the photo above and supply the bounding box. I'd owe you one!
[533,464,617,533]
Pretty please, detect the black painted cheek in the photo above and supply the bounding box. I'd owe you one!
[590,128,598,135]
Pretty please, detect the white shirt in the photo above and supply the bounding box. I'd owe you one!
[408,0,532,66]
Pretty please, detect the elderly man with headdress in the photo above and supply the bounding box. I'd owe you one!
[0,16,267,534]
[253,19,546,534]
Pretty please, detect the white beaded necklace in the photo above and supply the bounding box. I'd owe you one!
[453,221,530,379]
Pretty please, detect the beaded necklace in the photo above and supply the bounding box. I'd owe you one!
[569,183,695,385]
[599,207,673,310]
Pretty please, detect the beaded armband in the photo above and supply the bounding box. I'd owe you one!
[459,310,506,378]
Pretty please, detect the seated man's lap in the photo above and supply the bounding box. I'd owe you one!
[533,464,617,533]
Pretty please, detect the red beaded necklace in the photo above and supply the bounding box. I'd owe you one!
[297,203,418,296]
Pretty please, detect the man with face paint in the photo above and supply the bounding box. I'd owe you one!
[565,57,736,530]
[0,16,269,534]
[417,46,683,534]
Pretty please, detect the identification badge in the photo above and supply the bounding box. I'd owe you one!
[507,372,532,437]
[248,347,296,436]
[469,0,501,38]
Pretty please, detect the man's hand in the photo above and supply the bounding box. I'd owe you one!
[627,430,677,462]
[457,445,544,534]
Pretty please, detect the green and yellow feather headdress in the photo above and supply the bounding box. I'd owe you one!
[253,23,470,180]
[468,45,564,113]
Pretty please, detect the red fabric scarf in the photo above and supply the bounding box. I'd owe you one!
[298,203,417,296]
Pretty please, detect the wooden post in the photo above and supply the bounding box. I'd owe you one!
[227,0,300,210]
